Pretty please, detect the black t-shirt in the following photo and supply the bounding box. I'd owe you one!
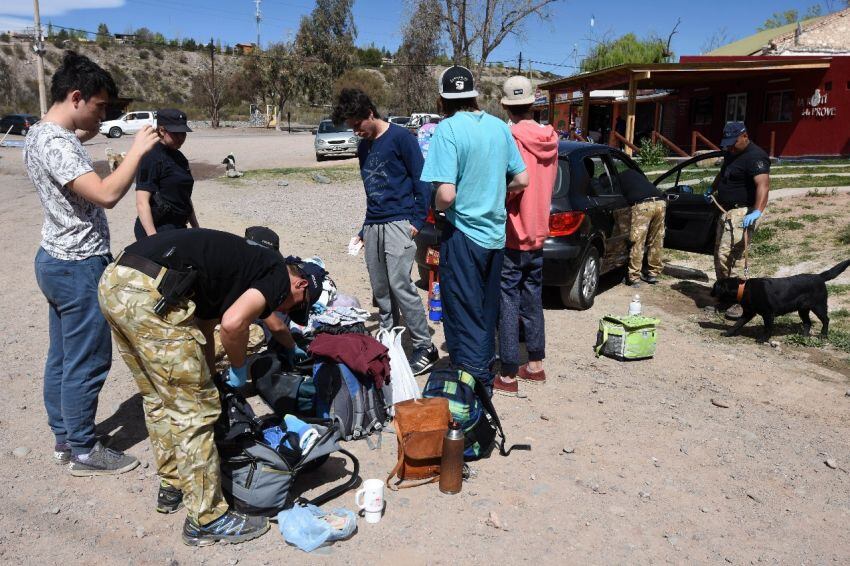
[619,169,662,205]
[125,228,290,320]
[135,142,195,219]
[716,143,770,209]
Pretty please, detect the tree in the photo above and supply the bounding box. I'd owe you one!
[192,50,235,128]
[393,0,442,114]
[357,44,384,67]
[243,43,304,130]
[700,27,729,54]
[96,23,112,47]
[333,68,389,108]
[758,5,822,31]
[294,0,357,104]
[580,33,669,73]
[439,0,559,68]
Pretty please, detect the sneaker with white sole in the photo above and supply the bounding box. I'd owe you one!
[54,443,71,465]
[182,510,270,546]
[408,345,439,376]
[69,441,139,477]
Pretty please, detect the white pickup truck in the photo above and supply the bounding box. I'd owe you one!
[100,110,157,138]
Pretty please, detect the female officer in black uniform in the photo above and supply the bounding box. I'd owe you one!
[134,109,199,240]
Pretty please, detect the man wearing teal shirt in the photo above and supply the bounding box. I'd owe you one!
[421,65,528,392]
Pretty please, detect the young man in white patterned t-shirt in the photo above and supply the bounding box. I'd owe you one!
[25,51,158,476]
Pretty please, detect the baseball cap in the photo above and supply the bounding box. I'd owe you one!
[245,226,280,250]
[439,65,479,99]
[501,75,535,106]
[156,108,192,133]
[284,257,327,325]
[720,121,746,148]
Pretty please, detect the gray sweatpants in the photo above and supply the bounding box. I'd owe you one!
[363,220,432,350]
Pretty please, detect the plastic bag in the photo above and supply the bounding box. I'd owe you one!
[377,327,421,415]
[277,504,357,552]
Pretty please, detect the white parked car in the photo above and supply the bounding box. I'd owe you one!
[100,110,157,138]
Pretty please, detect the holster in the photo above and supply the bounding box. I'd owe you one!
[153,267,198,316]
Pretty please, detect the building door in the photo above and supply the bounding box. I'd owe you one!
[725,93,747,123]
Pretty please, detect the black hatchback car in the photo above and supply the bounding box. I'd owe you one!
[414,142,721,310]
[0,114,40,136]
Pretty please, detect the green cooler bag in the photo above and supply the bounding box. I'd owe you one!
[594,314,659,360]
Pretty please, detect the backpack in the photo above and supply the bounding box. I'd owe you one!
[423,369,504,460]
[594,314,659,360]
[249,352,316,417]
[214,382,359,516]
[313,361,389,444]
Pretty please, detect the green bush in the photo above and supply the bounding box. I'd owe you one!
[637,138,668,169]
[753,241,780,256]
[837,224,850,245]
[13,43,26,60]
[139,50,150,60]
[0,45,11,56]
[772,219,804,230]
[752,226,775,243]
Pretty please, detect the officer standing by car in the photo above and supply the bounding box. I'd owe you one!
[98,227,326,546]
[134,109,199,240]
[622,168,667,287]
[704,122,770,318]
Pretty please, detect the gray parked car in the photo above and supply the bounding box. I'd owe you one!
[314,120,359,161]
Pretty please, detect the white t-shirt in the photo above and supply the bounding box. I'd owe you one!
[24,121,110,260]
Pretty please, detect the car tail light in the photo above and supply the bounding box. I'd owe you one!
[426,208,436,225]
[24,120,30,127]
[549,211,585,237]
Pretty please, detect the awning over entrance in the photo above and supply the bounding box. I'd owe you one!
[540,57,833,155]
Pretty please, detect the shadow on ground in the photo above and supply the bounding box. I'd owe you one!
[96,393,149,452]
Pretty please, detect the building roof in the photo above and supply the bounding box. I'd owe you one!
[539,57,833,93]
[708,17,825,56]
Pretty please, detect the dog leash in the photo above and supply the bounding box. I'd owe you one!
[710,195,749,303]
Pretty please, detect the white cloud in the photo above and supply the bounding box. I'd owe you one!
[1,0,126,18]
[0,15,32,31]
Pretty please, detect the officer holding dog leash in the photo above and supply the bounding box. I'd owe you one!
[98,227,325,546]
[704,122,770,319]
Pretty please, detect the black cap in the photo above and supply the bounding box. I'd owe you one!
[156,108,192,133]
[439,65,479,99]
[720,121,746,148]
[245,226,279,250]
[284,257,327,326]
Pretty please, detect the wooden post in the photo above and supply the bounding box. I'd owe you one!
[653,101,661,133]
[769,131,776,157]
[625,73,637,156]
[581,84,590,138]
[691,130,697,156]
[548,90,555,127]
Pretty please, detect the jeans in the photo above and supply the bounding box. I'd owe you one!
[34,248,112,455]
[439,224,503,388]
[498,248,545,376]
[363,220,431,350]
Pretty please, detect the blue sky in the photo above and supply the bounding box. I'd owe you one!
[1,0,837,74]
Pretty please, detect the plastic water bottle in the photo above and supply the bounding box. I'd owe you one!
[429,282,442,322]
[628,294,642,316]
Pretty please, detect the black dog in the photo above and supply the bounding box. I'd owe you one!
[711,259,850,341]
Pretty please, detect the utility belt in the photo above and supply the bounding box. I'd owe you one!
[116,251,197,316]
[151,192,191,225]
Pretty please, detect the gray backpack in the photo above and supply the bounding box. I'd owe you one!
[313,361,390,444]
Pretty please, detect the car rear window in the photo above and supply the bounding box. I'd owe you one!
[552,159,570,199]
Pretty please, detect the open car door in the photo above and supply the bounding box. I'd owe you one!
[655,151,724,254]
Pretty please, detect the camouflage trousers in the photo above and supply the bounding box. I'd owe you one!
[97,261,227,525]
[628,199,666,280]
[714,207,760,280]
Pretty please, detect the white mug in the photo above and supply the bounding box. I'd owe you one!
[355,478,385,524]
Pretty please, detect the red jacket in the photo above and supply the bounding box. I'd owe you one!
[308,333,390,389]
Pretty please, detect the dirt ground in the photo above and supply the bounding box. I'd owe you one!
[1,130,849,565]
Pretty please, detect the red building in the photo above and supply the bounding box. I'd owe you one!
[540,56,850,158]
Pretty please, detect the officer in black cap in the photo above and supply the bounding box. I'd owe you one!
[704,121,770,318]
[134,108,199,240]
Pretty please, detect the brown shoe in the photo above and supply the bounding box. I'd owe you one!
[517,365,546,383]
[493,375,519,397]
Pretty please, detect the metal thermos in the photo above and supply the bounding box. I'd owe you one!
[439,420,464,495]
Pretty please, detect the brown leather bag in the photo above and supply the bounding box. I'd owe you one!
[387,397,450,489]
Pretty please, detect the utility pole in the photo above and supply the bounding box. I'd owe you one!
[254,0,262,51]
[33,0,48,115]
[518,51,522,73]
[208,38,218,127]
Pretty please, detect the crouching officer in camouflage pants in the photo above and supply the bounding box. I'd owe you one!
[620,169,666,287]
[97,227,325,546]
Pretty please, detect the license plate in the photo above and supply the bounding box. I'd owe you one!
[426,247,440,265]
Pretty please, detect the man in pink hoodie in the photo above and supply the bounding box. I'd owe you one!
[494,76,559,396]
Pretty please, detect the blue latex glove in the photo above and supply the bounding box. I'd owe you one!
[703,188,713,203]
[226,364,247,388]
[285,345,308,365]
[742,209,762,228]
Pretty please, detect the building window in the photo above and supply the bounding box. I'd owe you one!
[691,96,712,125]
[725,93,747,123]
[764,90,794,123]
